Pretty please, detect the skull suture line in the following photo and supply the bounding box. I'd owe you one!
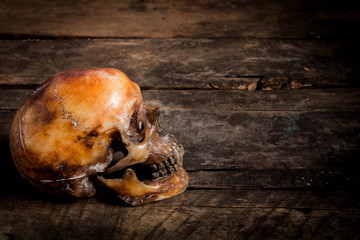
[10,68,188,206]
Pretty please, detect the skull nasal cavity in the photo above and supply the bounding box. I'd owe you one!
[110,131,128,164]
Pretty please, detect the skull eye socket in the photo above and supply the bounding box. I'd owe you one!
[127,112,145,143]
[109,131,128,167]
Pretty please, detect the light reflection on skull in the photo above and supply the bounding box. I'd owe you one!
[10,68,188,206]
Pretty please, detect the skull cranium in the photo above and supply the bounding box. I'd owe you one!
[10,68,188,206]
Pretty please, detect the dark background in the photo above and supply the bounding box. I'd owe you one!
[0,0,359,239]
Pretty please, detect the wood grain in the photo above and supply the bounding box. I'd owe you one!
[0,39,358,88]
[0,0,358,39]
[1,194,359,240]
[4,187,360,210]
[2,88,360,111]
[1,1,359,238]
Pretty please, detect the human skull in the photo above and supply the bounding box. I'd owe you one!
[10,68,188,206]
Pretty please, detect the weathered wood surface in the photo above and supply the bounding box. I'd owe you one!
[2,88,360,112]
[0,0,359,39]
[1,190,360,240]
[1,0,360,239]
[1,204,359,240]
[0,39,358,88]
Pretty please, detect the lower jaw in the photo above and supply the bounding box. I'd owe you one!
[98,166,189,206]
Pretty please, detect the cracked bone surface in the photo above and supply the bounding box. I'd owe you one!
[10,68,188,206]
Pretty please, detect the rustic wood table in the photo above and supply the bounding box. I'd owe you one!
[1,0,359,239]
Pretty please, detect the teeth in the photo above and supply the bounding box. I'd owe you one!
[149,157,180,180]
[159,169,167,177]
[169,156,176,165]
[150,164,157,171]
[168,167,175,174]
[164,160,171,168]
[151,172,160,179]
[157,162,165,170]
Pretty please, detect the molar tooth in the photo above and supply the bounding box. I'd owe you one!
[159,169,167,177]
[169,156,176,165]
[164,160,171,168]
[150,164,157,172]
[168,167,175,174]
[151,172,160,179]
[157,161,165,170]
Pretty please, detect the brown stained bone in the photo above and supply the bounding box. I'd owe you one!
[10,68,188,204]
[98,167,188,206]
[100,103,188,205]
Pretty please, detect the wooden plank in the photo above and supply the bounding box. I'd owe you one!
[0,197,359,240]
[0,111,14,141]
[0,90,29,110]
[0,0,359,39]
[0,39,358,88]
[187,169,358,189]
[174,110,360,168]
[2,88,360,111]
[158,189,360,210]
[2,189,360,210]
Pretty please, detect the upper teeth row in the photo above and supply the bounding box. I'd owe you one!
[150,156,176,171]
[150,157,179,179]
